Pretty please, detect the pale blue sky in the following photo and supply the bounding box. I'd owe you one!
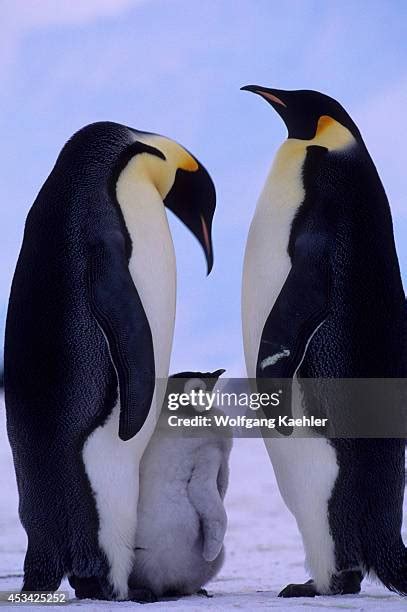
[1,0,407,374]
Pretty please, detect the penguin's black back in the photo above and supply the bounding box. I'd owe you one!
[291,141,407,589]
[295,143,406,379]
[4,123,137,566]
[6,122,133,433]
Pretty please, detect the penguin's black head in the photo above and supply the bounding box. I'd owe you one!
[241,86,362,142]
[163,161,216,275]
[110,126,217,276]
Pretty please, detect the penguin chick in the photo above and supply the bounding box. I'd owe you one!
[130,369,232,598]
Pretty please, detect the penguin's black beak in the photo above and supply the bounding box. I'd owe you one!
[164,163,215,275]
[241,85,287,108]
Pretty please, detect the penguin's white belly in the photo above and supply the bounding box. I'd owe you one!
[263,434,338,591]
[242,140,339,590]
[82,403,158,599]
[83,181,176,598]
[242,141,306,377]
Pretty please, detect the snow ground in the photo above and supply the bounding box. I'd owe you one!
[0,394,406,611]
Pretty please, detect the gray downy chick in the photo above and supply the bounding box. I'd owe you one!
[130,369,232,597]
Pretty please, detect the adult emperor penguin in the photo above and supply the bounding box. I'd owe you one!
[241,86,407,597]
[4,121,216,601]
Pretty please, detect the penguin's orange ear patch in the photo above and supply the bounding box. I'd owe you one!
[316,115,335,135]
[178,154,199,172]
[312,115,355,151]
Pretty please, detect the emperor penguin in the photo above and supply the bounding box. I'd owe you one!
[130,369,231,599]
[4,122,216,601]
[241,86,407,597]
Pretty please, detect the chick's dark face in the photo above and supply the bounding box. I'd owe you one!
[241,86,361,142]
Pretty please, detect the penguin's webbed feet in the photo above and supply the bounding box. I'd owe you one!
[70,576,158,603]
[331,570,363,595]
[278,579,318,598]
[278,570,363,597]
[69,575,106,600]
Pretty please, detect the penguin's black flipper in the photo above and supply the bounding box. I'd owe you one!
[256,231,331,433]
[87,230,155,441]
[257,231,331,379]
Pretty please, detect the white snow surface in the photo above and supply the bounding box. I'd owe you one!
[1,394,406,610]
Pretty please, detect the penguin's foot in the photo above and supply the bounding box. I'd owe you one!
[71,577,157,603]
[331,570,363,595]
[279,570,363,598]
[278,579,318,598]
[128,587,158,603]
[69,576,105,600]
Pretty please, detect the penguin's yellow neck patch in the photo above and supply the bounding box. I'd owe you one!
[267,116,356,209]
[123,134,198,200]
[274,115,355,172]
[312,115,355,151]
[143,135,199,172]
